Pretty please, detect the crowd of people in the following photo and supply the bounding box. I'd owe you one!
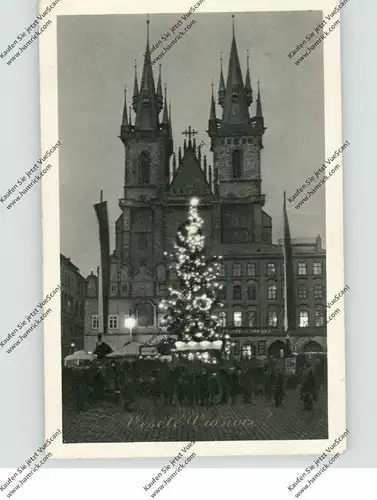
[63,354,326,413]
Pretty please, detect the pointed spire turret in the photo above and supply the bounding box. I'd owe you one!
[218,53,225,106]
[122,85,128,127]
[221,15,250,125]
[132,59,139,112]
[210,81,216,120]
[120,86,132,144]
[168,100,172,135]
[208,81,217,135]
[156,64,163,113]
[256,78,264,127]
[245,49,253,106]
[162,83,169,125]
[134,15,159,131]
[129,105,132,126]
[203,155,208,179]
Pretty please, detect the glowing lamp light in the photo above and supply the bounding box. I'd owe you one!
[190,197,199,206]
[124,317,136,329]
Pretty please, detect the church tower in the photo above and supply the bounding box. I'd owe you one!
[116,17,173,271]
[207,16,270,244]
[120,18,173,201]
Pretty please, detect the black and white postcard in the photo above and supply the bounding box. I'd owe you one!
[39,0,347,458]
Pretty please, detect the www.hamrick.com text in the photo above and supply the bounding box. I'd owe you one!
[0,285,60,354]
[0,429,61,498]
[0,0,63,66]
[287,141,350,210]
[0,140,61,210]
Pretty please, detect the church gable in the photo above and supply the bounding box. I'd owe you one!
[168,147,213,198]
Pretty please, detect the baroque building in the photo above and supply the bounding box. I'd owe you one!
[84,19,327,358]
[60,254,86,357]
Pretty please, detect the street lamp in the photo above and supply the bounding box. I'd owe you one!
[125,316,136,342]
[70,342,75,354]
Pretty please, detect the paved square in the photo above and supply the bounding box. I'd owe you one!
[63,387,327,443]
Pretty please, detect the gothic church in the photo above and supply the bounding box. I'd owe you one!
[84,18,327,358]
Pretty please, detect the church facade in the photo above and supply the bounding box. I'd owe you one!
[84,20,327,358]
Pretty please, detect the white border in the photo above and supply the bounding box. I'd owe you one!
[39,0,346,459]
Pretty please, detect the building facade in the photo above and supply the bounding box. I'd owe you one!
[84,20,327,357]
[61,254,86,357]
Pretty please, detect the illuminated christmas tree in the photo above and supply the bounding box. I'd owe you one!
[160,198,225,352]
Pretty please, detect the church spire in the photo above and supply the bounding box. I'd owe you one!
[256,78,264,127]
[208,81,217,135]
[218,52,225,106]
[122,85,128,127]
[168,100,172,134]
[245,49,253,106]
[132,59,138,112]
[134,15,159,131]
[162,83,169,125]
[156,63,163,113]
[222,15,250,125]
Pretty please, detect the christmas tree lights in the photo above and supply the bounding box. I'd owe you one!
[160,198,225,352]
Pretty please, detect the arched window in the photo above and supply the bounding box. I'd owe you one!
[139,151,150,184]
[137,302,154,327]
[298,285,308,300]
[232,149,242,178]
[247,310,257,327]
[155,263,166,281]
[315,308,325,327]
[233,285,242,300]
[233,310,243,327]
[299,310,309,328]
[247,283,257,301]
[267,284,277,300]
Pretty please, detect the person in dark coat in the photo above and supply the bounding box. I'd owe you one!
[300,364,316,411]
[93,340,113,360]
[274,369,285,407]
[218,367,229,404]
[265,368,276,401]
[163,366,175,405]
[120,371,135,412]
[228,368,240,405]
[176,367,186,406]
[241,367,253,404]
[206,371,219,405]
